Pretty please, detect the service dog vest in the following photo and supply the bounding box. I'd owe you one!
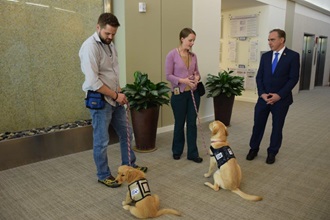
[128,178,151,202]
[210,146,236,168]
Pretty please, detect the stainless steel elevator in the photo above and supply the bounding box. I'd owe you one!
[315,36,328,86]
[300,34,315,90]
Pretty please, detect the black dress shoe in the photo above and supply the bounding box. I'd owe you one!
[266,154,276,164]
[246,149,258,161]
[173,154,181,160]
[188,157,203,163]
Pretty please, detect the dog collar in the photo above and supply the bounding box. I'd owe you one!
[211,139,226,143]
[128,178,151,202]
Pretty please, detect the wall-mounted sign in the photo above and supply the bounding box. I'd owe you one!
[230,14,258,38]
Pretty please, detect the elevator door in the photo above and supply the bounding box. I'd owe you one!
[314,36,327,86]
[300,34,315,90]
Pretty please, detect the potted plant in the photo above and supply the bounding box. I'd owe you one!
[122,71,171,152]
[205,70,244,126]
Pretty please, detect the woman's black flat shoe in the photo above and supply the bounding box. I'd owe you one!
[188,157,203,163]
[173,154,181,160]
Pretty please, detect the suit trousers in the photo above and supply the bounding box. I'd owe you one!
[249,98,290,155]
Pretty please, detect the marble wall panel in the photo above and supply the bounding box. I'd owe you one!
[0,0,103,133]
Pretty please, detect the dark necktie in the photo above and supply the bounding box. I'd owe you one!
[272,52,279,74]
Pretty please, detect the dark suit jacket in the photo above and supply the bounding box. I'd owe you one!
[256,47,300,106]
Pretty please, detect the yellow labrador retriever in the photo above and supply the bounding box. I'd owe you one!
[115,165,181,218]
[204,121,262,201]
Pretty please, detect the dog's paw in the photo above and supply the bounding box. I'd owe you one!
[204,173,211,178]
[123,205,130,210]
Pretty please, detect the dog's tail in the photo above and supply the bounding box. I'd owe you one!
[155,208,181,217]
[232,188,262,201]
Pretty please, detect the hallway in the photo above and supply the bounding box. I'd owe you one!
[0,87,329,220]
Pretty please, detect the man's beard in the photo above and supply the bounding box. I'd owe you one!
[98,32,111,45]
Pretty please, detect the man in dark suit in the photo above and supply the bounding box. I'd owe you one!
[246,29,300,164]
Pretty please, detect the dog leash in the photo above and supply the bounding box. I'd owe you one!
[190,90,209,155]
[125,103,132,166]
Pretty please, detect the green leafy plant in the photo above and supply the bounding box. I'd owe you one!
[205,70,245,98]
[122,71,171,111]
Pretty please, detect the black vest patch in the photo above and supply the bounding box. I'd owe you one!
[210,146,236,168]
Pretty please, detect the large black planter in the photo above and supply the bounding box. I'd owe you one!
[213,94,235,126]
[131,106,159,152]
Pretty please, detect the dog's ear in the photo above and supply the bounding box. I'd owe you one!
[125,169,133,182]
[211,122,220,135]
[219,122,228,137]
[225,125,228,136]
[126,167,145,182]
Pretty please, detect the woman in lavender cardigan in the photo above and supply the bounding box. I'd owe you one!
[165,28,203,163]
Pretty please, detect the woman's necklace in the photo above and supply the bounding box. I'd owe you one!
[178,48,190,69]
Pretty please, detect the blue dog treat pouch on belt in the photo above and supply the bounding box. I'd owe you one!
[85,90,105,109]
